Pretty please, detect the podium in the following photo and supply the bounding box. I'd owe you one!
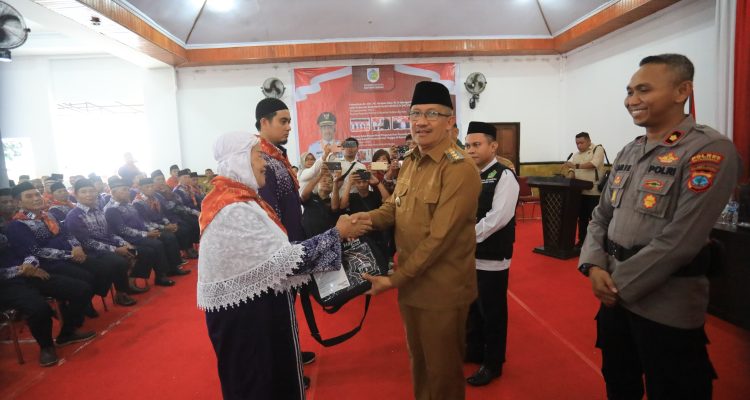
[527,176,593,259]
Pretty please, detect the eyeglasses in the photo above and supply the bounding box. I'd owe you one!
[408,110,452,121]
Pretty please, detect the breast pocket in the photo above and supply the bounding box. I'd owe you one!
[634,176,675,218]
[608,171,630,208]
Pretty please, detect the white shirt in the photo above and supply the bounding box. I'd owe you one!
[475,159,520,271]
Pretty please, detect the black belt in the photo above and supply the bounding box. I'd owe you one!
[606,239,713,277]
[606,240,644,262]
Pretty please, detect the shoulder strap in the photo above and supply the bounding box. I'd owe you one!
[595,145,611,164]
[299,286,371,347]
[340,161,358,180]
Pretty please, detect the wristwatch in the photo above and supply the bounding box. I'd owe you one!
[578,263,596,277]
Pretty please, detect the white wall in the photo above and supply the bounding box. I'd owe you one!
[562,0,721,159]
[0,55,181,179]
[0,57,57,177]
[176,56,563,169]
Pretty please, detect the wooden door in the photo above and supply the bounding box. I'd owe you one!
[492,123,520,172]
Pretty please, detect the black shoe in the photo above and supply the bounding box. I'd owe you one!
[303,376,310,390]
[167,268,191,277]
[467,365,502,387]
[56,330,96,347]
[39,346,59,367]
[302,351,316,365]
[155,277,176,286]
[178,259,189,266]
[114,292,137,306]
[127,280,149,294]
[84,302,99,318]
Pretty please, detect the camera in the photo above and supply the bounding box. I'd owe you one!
[342,140,358,149]
[396,145,409,160]
[356,170,371,181]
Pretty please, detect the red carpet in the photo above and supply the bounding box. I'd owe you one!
[2,215,749,399]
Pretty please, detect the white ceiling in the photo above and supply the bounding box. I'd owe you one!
[13,19,106,57]
[114,0,616,47]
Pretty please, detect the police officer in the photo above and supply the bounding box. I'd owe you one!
[307,112,337,160]
[578,54,740,399]
[358,81,481,400]
[464,121,519,386]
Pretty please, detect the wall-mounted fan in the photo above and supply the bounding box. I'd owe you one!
[0,1,31,62]
[464,72,487,109]
[261,77,285,99]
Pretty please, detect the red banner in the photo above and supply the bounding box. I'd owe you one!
[294,63,457,162]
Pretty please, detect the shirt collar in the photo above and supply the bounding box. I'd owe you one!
[76,203,93,213]
[480,158,498,173]
[415,136,453,162]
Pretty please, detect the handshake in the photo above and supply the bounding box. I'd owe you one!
[334,212,374,240]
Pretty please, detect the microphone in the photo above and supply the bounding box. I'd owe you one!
[566,153,573,161]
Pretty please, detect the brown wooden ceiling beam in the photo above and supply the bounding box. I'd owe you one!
[553,0,681,53]
[182,38,557,67]
[33,0,187,66]
[33,0,679,67]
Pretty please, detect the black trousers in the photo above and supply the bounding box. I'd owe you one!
[42,261,95,298]
[578,194,600,244]
[595,304,716,400]
[0,275,92,348]
[132,238,173,278]
[158,231,182,268]
[176,214,200,249]
[86,251,131,294]
[466,268,509,372]
[205,291,304,400]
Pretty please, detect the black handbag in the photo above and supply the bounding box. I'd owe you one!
[595,145,611,192]
[300,236,389,347]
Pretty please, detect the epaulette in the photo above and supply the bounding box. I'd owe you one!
[445,148,464,163]
[404,148,416,159]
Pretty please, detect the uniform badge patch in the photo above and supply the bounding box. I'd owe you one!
[642,179,664,191]
[657,152,679,164]
[690,152,724,165]
[487,170,498,179]
[613,175,623,185]
[610,189,618,204]
[445,148,464,163]
[688,171,714,193]
[664,131,683,145]
[642,194,657,209]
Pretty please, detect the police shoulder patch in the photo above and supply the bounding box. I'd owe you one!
[690,152,724,165]
[445,148,464,163]
[688,170,714,193]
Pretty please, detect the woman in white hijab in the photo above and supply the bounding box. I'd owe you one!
[198,132,370,400]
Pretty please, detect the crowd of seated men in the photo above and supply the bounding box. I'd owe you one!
[0,166,207,367]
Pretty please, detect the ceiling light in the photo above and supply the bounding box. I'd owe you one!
[0,49,11,63]
[206,0,236,13]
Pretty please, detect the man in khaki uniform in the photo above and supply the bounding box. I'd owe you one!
[563,132,606,246]
[359,81,481,400]
[578,54,740,400]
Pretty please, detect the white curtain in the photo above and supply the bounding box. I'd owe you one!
[715,0,736,139]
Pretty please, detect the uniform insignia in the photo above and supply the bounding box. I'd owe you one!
[395,196,402,207]
[610,189,618,204]
[642,179,664,190]
[487,170,498,179]
[663,131,684,145]
[613,175,623,185]
[657,152,679,164]
[688,171,714,193]
[690,152,724,165]
[445,148,464,163]
[643,194,657,209]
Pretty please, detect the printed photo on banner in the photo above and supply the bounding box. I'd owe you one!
[294,63,457,159]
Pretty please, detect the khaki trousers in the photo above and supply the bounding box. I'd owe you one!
[399,303,469,400]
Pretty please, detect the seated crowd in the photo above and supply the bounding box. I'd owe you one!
[0,165,206,367]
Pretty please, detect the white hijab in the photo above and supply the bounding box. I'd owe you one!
[214,131,259,190]
[198,132,310,311]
